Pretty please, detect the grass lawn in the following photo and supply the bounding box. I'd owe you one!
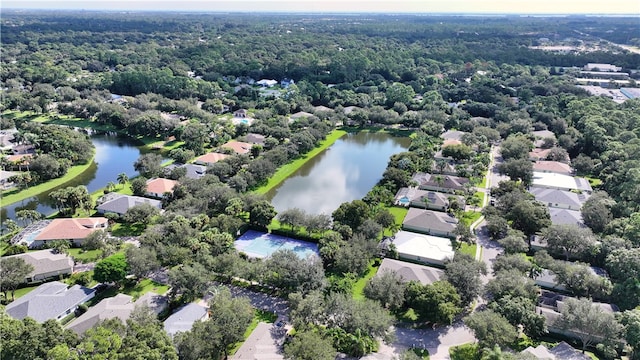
[457,243,477,258]
[384,206,408,236]
[449,343,480,360]
[40,115,118,132]
[122,279,169,298]
[254,129,347,194]
[228,309,277,355]
[461,211,482,227]
[352,261,380,300]
[110,222,148,237]
[1,153,96,206]
[10,285,39,300]
[586,176,602,188]
[67,248,103,263]
[473,191,486,207]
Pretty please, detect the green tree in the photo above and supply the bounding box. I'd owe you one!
[605,248,640,282]
[120,305,177,360]
[363,270,406,310]
[499,135,533,161]
[264,249,326,294]
[406,280,462,325]
[284,330,337,360]
[488,295,547,338]
[123,203,160,224]
[581,191,616,234]
[93,253,129,286]
[497,158,533,186]
[168,263,211,302]
[619,309,640,360]
[332,200,370,231]
[117,173,129,189]
[554,297,623,352]
[541,224,596,261]
[125,247,160,279]
[248,200,277,228]
[444,254,487,306]
[130,177,148,197]
[207,287,254,358]
[497,230,528,254]
[15,209,43,226]
[507,199,551,241]
[133,153,163,179]
[0,257,34,301]
[465,310,517,349]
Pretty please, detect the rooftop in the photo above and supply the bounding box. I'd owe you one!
[146,178,178,195]
[529,188,589,208]
[6,281,95,322]
[5,250,74,280]
[549,208,583,226]
[194,152,229,165]
[96,194,162,215]
[377,258,445,285]
[533,161,573,175]
[403,208,459,233]
[34,218,108,242]
[531,172,592,193]
[221,140,252,155]
[392,230,455,263]
[164,303,208,337]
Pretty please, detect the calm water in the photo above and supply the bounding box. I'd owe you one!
[1,135,143,223]
[266,132,410,215]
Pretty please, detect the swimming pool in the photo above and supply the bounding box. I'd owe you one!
[234,230,319,259]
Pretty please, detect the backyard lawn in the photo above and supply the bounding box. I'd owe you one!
[67,248,103,263]
[384,206,408,236]
[352,262,380,300]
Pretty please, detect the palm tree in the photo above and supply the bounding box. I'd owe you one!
[106,181,116,192]
[117,173,129,189]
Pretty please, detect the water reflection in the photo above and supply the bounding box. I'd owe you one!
[1,135,142,222]
[266,132,410,215]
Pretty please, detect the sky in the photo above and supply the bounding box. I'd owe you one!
[2,0,639,14]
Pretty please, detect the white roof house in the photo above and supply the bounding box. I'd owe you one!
[531,172,592,194]
[389,231,454,266]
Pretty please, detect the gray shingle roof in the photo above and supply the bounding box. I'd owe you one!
[6,281,95,322]
[377,259,444,285]
[5,250,74,281]
[549,208,583,226]
[163,303,208,337]
[96,194,162,215]
[530,188,589,209]
[402,208,458,233]
[411,173,469,191]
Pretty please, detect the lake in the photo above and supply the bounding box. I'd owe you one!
[1,135,143,223]
[265,131,410,215]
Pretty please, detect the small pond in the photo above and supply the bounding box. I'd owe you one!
[265,131,411,215]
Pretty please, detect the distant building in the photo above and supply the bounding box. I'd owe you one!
[532,161,573,176]
[244,133,266,145]
[584,63,622,72]
[280,78,295,88]
[257,79,278,87]
[531,172,592,194]
[193,152,230,166]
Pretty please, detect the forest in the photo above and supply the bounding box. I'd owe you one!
[1,10,639,360]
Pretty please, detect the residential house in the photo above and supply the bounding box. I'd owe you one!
[257,79,278,87]
[534,265,608,291]
[387,230,455,266]
[532,130,557,148]
[431,160,458,176]
[537,291,618,341]
[6,250,74,283]
[411,173,470,194]
[12,144,35,155]
[96,193,162,216]
[530,172,593,194]
[164,303,209,337]
[0,128,17,150]
[6,154,33,170]
[233,109,248,118]
[221,140,252,155]
[440,130,466,142]
[529,188,589,210]
[529,148,553,161]
[376,258,444,285]
[0,169,18,189]
[289,111,314,122]
[549,208,584,227]
[394,187,464,212]
[245,133,266,145]
[342,106,362,115]
[402,209,459,238]
[6,281,95,322]
[521,342,591,360]
[584,63,622,72]
[313,105,332,113]
[532,161,573,175]
[280,78,295,88]
[11,217,108,248]
[145,178,178,198]
[182,163,207,179]
[193,152,229,166]
[66,292,168,335]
